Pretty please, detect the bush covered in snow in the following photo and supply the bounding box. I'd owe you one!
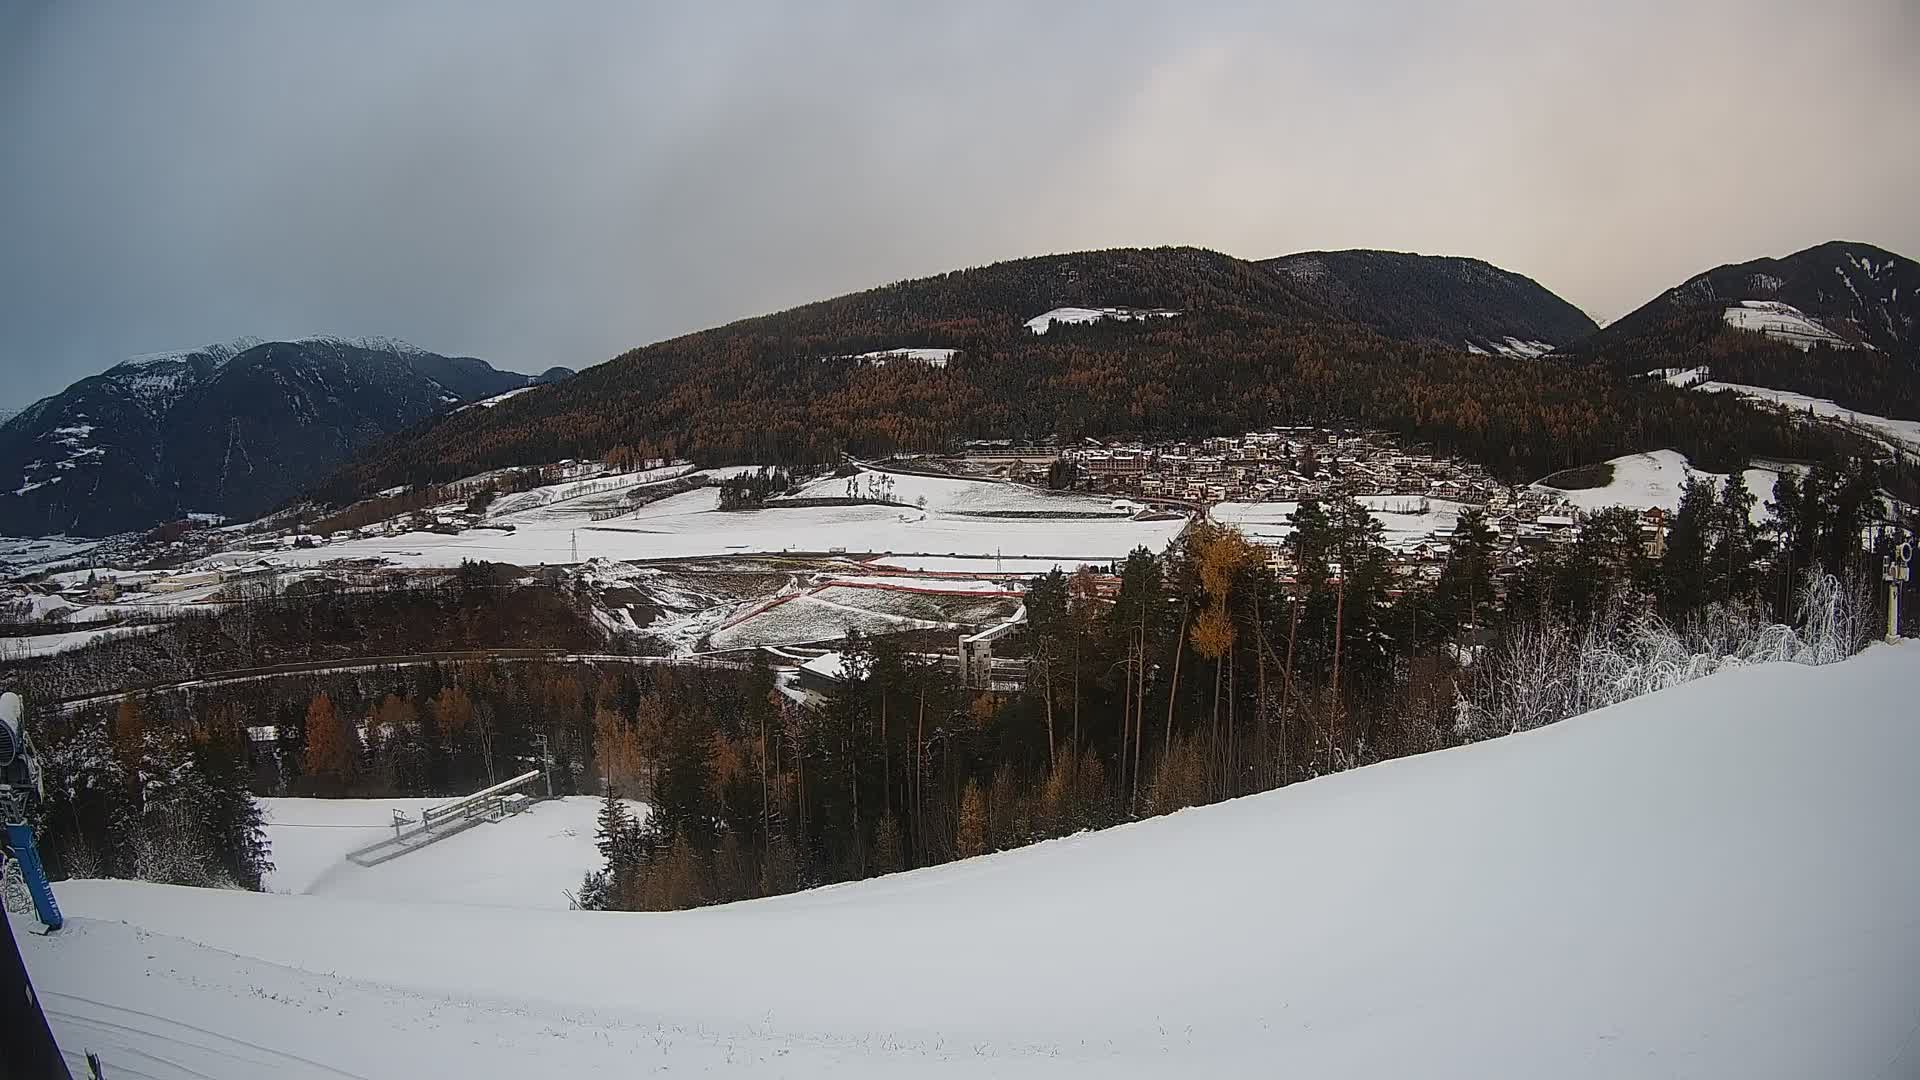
[1455,571,1872,740]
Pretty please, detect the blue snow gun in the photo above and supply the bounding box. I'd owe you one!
[1,691,62,931]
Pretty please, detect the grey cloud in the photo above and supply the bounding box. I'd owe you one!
[3,0,1916,407]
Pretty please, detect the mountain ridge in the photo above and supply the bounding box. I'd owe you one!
[1572,240,1920,421]
[1586,240,1918,359]
[0,338,553,536]
[1259,248,1598,358]
[312,244,1859,509]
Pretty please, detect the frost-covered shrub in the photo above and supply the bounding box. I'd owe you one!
[1456,571,1864,740]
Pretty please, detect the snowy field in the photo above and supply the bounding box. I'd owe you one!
[1720,300,1857,350]
[870,554,1110,574]
[1024,306,1180,334]
[21,641,1919,1078]
[706,580,1019,651]
[1697,381,1920,454]
[457,385,541,410]
[487,462,697,519]
[1536,449,1783,519]
[261,795,639,908]
[264,469,1185,570]
[0,623,159,660]
[840,348,956,367]
[790,468,1127,516]
[0,534,101,577]
[1464,336,1554,359]
[1212,495,1469,552]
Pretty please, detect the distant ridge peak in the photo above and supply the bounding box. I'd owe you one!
[115,336,264,371]
[111,334,443,375]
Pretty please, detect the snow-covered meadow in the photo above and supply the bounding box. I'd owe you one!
[1024,306,1180,334]
[0,624,160,660]
[1720,300,1858,350]
[1212,494,1471,552]
[1535,449,1785,519]
[267,467,1185,571]
[1464,336,1555,359]
[17,640,1919,1077]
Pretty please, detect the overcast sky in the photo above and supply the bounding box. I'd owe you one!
[3,1,1916,408]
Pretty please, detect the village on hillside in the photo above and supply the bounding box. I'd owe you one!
[3,425,1693,704]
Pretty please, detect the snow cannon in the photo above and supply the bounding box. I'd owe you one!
[0,691,21,764]
[0,691,61,931]
[0,692,43,811]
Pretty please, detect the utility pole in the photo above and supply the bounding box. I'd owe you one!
[571,530,579,564]
[533,733,553,798]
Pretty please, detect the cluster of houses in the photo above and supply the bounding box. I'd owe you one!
[1063,429,1521,505]
[1059,428,1672,587]
[26,560,287,606]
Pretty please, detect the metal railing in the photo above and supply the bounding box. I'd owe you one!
[344,769,543,867]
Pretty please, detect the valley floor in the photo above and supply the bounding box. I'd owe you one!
[15,642,1920,1078]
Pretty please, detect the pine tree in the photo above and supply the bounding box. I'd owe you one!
[595,787,635,866]
[1659,476,1717,620]
[1437,506,1498,632]
[1711,470,1758,603]
[193,706,272,890]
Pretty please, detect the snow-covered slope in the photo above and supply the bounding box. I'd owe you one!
[1465,335,1556,359]
[1697,381,1920,454]
[0,624,159,661]
[19,641,1920,1078]
[1536,448,1783,518]
[1721,300,1860,350]
[261,795,638,908]
[1593,240,1917,359]
[1024,306,1180,334]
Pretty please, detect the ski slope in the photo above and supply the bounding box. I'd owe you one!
[260,795,631,908]
[17,642,1920,1078]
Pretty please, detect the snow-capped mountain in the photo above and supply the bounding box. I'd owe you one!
[1259,249,1598,358]
[1568,241,1920,423]
[1593,240,1919,360]
[0,337,562,537]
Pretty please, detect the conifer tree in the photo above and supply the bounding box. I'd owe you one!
[1437,506,1498,632]
[1660,476,1717,620]
[595,786,635,867]
[1712,470,1758,602]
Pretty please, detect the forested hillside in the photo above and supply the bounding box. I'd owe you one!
[1573,241,1920,422]
[1591,240,1918,359]
[1260,249,1597,356]
[319,247,1860,504]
